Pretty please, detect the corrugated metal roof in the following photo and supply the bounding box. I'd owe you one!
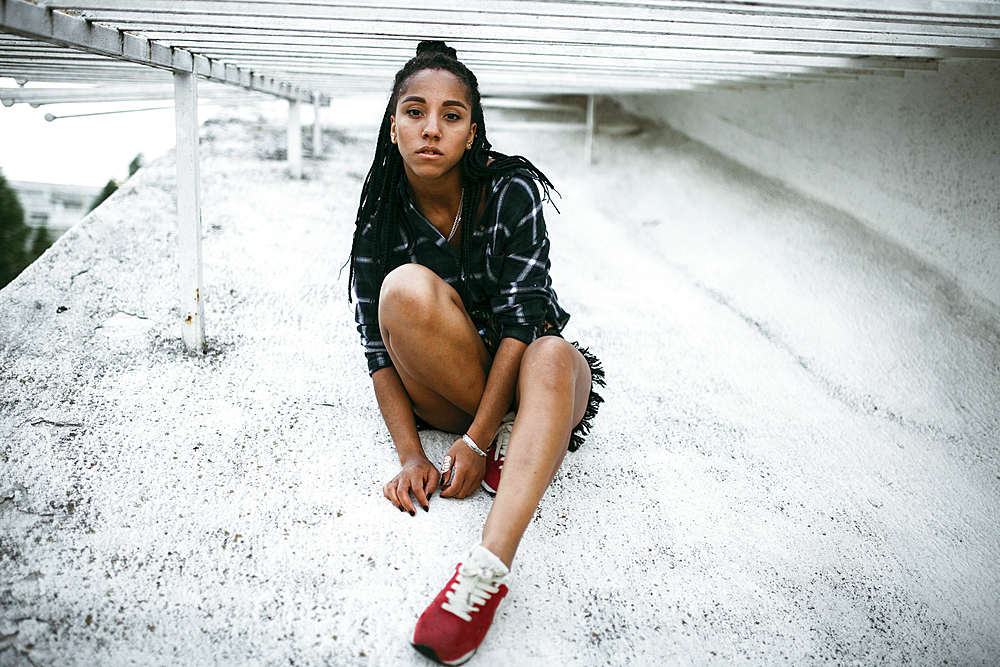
[3,0,999,103]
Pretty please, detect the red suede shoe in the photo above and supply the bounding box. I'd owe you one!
[480,412,515,495]
[412,547,511,665]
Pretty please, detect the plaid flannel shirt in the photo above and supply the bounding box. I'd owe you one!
[353,170,570,375]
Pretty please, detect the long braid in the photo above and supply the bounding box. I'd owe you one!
[349,40,556,304]
[348,100,402,298]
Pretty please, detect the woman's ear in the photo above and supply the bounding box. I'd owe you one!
[466,123,477,150]
[390,116,397,144]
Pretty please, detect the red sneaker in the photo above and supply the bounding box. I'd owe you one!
[412,547,511,665]
[480,412,515,495]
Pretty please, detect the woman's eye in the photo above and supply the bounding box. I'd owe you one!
[406,108,422,117]
[445,113,461,121]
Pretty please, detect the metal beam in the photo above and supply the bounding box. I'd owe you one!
[583,94,595,166]
[288,98,302,179]
[173,70,206,352]
[1,0,318,101]
[42,0,1000,34]
[0,82,263,105]
[55,13,1000,58]
[112,32,943,69]
[312,95,322,158]
[38,0,1000,14]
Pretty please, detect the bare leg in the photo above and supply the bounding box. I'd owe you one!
[480,336,592,568]
[379,264,491,433]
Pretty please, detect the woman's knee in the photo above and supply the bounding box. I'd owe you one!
[520,337,586,388]
[520,337,592,425]
[379,264,451,328]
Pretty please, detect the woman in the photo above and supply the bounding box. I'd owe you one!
[349,41,604,665]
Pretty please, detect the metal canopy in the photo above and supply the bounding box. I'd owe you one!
[3,0,1000,99]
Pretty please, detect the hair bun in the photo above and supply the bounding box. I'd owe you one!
[415,40,458,60]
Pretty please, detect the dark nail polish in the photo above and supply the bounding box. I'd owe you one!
[398,505,405,512]
[422,505,429,513]
[408,510,415,516]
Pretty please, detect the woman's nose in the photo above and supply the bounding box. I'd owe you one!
[422,117,440,138]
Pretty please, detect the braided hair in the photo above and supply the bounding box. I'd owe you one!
[348,40,555,304]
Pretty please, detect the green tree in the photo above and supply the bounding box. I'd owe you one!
[0,166,30,289]
[89,152,143,213]
[128,152,144,178]
[29,224,53,260]
[89,178,118,212]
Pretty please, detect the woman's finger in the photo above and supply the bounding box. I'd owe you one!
[385,481,404,512]
[455,459,486,499]
[412,466,435,512]
[397,477,417,515]
[424,468,440,505]
[412,483,430,512]
[457,469,477,499]
[439,455,453,492]
[440,462,459,497]
[445,459,472,498]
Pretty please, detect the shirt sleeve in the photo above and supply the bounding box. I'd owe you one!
[489,174,553,345]
[352,220,394,375]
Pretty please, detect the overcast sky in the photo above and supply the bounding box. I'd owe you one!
[1,79,386,188]
[1,82,194,187]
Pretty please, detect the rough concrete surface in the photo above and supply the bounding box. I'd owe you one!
[620,59,1000,309]
[2,100,999,666]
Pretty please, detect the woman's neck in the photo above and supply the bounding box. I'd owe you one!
[404,171,464,223]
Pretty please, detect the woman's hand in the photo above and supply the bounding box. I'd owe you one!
[383,456,440,515]
[439,438,487,499]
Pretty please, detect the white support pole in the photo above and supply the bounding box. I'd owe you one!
[173,71,205,352]
[288,98,302,179]
[583,94,596,166]
[312,95,323,158]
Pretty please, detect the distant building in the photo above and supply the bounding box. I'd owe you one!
[8,180,105,239]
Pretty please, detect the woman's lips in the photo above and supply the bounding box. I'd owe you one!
[417,147,443,158]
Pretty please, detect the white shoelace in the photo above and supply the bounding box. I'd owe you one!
[493,412,515,465]
[441,563,505,622]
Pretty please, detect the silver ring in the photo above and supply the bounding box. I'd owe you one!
[440,455,453,473]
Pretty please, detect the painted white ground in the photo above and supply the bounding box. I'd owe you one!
[1,100,998,667]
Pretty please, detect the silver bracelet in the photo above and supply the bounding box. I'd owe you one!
[462,433,487,457]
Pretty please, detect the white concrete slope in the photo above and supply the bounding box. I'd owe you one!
[1,102,998,666]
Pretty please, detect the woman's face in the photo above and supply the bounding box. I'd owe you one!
[390,68,476,186]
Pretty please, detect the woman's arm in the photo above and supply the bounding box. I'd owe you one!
[440,336,526,499]
[375,366,440,514]
[468,337,525,451]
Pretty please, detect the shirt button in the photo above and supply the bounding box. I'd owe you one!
[479,226,485,231]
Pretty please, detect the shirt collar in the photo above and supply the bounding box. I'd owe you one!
[397,179,458,253]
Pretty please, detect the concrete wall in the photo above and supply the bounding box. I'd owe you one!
[618,59,1000,310]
